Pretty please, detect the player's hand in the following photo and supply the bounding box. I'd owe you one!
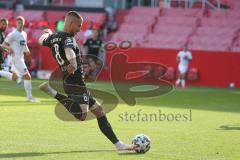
[7,48,14,54]
[66,64,76,74]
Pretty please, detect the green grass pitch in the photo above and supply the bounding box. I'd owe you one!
[0,78,239,160]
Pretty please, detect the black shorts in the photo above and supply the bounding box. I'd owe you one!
[63,69,96,108]
[68,93,96,109]
[0,52,3,69]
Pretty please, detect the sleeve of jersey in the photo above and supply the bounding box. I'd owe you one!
[64,37,74,49]
[188,52,193,60]
[42,36,51,47]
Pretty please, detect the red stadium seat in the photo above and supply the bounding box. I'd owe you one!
[161,8,201,17]
[0,9,13,19]
[45,11,66,23]
[112,7,239,51]
[15,10,44,22]
[129,6,159,16]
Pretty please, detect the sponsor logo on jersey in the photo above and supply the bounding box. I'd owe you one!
[65,38,73,46]
[20,40,26,46]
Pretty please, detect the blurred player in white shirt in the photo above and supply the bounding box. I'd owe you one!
[0,16,38,102]
[175,45,192,89]
[3,54,12,72]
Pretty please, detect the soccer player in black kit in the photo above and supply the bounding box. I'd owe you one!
[83,29,103,62]
[38,11,134,151]
[0,18,8,69]
[83,29,105,79]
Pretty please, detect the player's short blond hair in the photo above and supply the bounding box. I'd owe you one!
[67,11,83,22]
[16,16,25,24]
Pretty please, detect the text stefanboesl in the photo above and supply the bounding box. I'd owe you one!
[118,109,192,122]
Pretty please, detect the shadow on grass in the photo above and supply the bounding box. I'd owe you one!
[0,101,56,107]
[118,152,142,156]
[0,149,116,158]
[217,125,240,130]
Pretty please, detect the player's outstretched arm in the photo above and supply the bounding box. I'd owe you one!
[38,29,53,45]
[24,44,30,56]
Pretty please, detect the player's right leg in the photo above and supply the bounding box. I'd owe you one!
[0,70,22,84]
[177,65,187,89]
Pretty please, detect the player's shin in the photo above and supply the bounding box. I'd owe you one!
[97,115,119,144]
[24,80,32,98]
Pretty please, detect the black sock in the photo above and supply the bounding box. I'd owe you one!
[97,115,119,144]
[55,93,67,101]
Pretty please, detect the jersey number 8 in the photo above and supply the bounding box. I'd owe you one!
[54,44,64,65]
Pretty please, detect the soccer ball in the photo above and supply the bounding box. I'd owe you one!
[132,134,151,153]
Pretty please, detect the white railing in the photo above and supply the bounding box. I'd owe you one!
[162,0,222,10]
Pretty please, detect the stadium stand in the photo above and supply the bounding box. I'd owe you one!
[51,0,75,6]
[0,8,107,75]
[0,9,107,43]
[110,5,240,52]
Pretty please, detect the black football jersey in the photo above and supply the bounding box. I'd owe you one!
[83,38,102,59]
[43,31,85,85]
[43,32,82,69]
[0,31,5,64]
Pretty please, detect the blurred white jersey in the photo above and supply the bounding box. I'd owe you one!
[177,51,192,67]
[5,29,27,60]
[177,50,192,73]
[4,30,28,76]
[3,54,12,71]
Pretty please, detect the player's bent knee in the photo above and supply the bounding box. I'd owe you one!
[12,74,18,81]
[24,74,31,80]
[90,103,105,118]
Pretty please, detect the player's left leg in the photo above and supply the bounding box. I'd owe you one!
[23,71,39,102]
[175,74,181,88]
[178,65,187,89]
[90,102,135,151]
[180,72,186,89]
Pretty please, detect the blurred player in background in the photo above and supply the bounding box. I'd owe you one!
[83,29,105,79]
[38,11,134,151]
[84,21,94,38]
[0,16,39,102]
[0,18,8,70]
[175,45,192,89]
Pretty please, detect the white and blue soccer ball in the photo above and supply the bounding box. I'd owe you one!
[132,134,151,153]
